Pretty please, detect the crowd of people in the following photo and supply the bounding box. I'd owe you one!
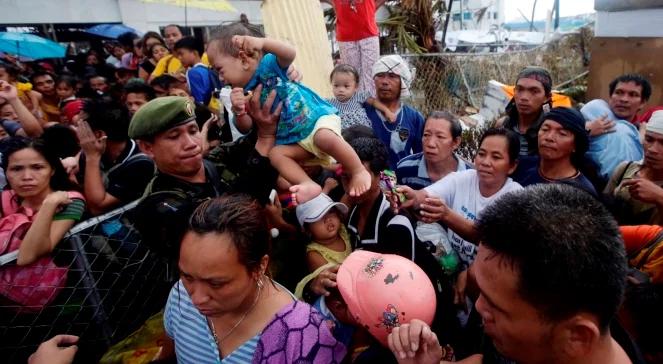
[0,6,662,364]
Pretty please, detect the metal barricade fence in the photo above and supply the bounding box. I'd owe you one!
[0,201,173,363]
[399,29,592,117]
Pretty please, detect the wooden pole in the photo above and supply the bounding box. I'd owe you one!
[529,0,538,32]
[441,0,454,50]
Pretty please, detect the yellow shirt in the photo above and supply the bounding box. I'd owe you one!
[151,53,209,78]
[306,226,352,265]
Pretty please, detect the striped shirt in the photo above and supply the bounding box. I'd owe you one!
[53,198,85,221]
[164,281,259,364]
[327,91,372,130]
[396,152,472,190]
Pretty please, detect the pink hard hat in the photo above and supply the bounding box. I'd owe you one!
[337,250,437,347]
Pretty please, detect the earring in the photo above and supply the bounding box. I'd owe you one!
[257,275,264,290]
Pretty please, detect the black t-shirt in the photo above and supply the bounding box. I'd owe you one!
[148,159,223,201]
[206,132,278,204]
[78,139,156,203]
[512,156,598,197]
[140,59,156,75]
[132,159,225,262]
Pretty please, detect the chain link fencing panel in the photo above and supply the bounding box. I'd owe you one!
[400,30,591,117]
[0,201,173,363]
[393,29,592,160]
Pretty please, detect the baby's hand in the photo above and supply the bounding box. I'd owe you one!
[323,177,339,193]
[232,35,264,55]
[230,87,247,114]
[385,110,398,123]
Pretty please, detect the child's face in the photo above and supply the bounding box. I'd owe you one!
[86,54,98,65]
[1,103,17,120]
[176,48,198,67]
[208,42,254,88]
[326,295,359,326]
[168,87,191,99]
[0,68,9,82]
[332,72,359,102]
[112,46,126,58]
[56,83,74,99]
[307,210,342,242]
[152,45,169,62]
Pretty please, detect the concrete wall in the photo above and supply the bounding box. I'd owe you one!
[595,8,663,37]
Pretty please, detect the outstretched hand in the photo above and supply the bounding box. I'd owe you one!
[388,320,443,364]
[310,265,339,296]
[389,185,419,213]
[249,83,282,138]
[419,197,450,224]
[76,120,106,158]
[0,80,18,102]
[28,334,79,364]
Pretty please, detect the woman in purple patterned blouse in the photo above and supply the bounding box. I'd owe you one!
[159,194,346,364]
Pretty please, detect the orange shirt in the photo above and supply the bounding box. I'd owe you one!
[620,225,663,283]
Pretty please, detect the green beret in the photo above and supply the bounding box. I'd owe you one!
[128,96,197,139]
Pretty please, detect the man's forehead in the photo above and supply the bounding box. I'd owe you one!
[475,246,522,305]
[615,81,642,93]
[516,77,544,89]
[162,119,197,133]
[645,131,663,141]
[165,26,181,34]
[375,71,399,77]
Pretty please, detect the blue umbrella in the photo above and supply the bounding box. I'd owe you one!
[0,32,66,60]
[86,24,140,39]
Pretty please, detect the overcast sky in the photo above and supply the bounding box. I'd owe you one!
[504,0,595,21]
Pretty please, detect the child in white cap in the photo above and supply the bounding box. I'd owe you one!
[294,193,352,297]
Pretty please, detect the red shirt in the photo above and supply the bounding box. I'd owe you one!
[639,106,663,124]
[334,0,379,42]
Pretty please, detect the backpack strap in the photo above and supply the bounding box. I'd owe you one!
[616,161,635,185]
[1,190,18,216]
[141,174,159,199]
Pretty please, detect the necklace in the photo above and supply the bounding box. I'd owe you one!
[208,282,262,346]
[538,166,579,182]
[378,107,403,134]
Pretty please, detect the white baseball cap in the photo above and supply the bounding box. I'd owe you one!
[646,110,663,135]
[295,193,348,227]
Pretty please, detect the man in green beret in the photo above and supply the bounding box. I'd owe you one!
[129,88,281,261]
